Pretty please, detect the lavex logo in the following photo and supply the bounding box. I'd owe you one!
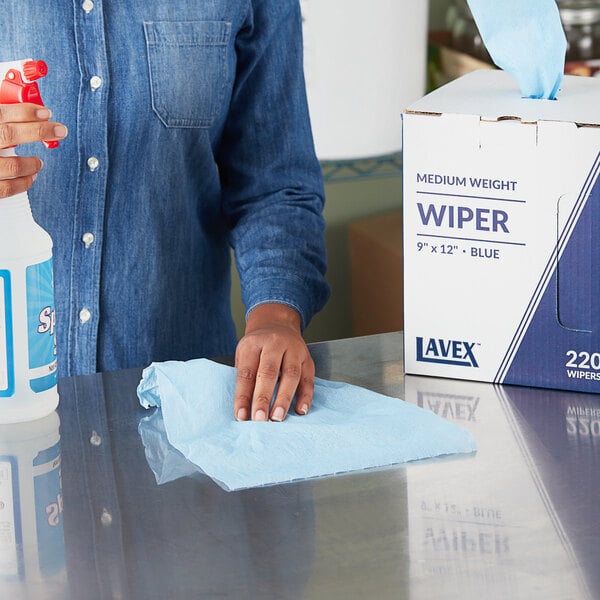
[416,337,479,367]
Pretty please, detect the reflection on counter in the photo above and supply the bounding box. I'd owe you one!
[42,336,600,599]
[504,385,600,599]
[404,376,594,600]
[59,371,318,600]
[139,408,207,485]
[0,410,65,599]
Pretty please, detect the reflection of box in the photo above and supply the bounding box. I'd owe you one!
[402,70,600,394]
[348,212,403,336]
[403,374,591,598]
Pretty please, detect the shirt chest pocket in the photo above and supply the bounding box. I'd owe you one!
[143,20,232,128]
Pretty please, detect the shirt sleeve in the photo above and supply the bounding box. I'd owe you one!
[217,0,330,330]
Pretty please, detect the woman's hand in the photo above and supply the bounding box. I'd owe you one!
[234,303,314,422]
[0,103,67,198]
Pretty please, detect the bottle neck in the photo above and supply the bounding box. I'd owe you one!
[0,192,34,221]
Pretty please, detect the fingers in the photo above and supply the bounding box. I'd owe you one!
[234,341,284,422]
[0,119,67,149]
[0,103,67,198]
[0,153,43,175]
[0,103,53,124]
[0,102,67,149]
[0,153,47,199]
[0,166,41,199]
[233,336,314,422]
[252,351,281,421]
[270,356,314,421]
[233,344,260,422]
[291,367,315,417]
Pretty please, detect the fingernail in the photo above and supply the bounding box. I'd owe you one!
[299,404,309,415]
[236,407,248,421]
[54,125,67,138]
[36,108,51,119]
[271,407,285,422]
[255,409,267,422]
[32,173,38,182]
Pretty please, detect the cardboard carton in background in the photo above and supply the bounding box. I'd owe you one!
[349,212,403,336]
[402,69,600,394]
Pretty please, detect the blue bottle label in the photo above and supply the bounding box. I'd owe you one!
[33,441,64,577]
[0,270,15,397]
[26,259,57,393]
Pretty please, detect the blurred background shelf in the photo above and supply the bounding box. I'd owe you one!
[320,153,403,184]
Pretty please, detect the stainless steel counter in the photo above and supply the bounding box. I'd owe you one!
[2,332,599,599]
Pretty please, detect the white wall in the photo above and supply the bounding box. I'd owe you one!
[230,0,454,342]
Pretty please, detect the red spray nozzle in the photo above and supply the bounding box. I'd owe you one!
[0,59,57,149]
[22,60,48,81]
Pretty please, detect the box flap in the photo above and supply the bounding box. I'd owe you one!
[406,70,600,126]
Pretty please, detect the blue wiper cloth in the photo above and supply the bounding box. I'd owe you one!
[467,0,567,99]
[137,359,476,491]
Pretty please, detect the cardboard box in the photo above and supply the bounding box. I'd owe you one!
[349,212,403,336]
[402,69,600,394]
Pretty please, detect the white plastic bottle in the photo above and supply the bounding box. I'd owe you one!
[0,59,59,423]
[0,410,66,599]
[0,190,59,423]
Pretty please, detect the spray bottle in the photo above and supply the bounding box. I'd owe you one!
[0,59,59,424]
[0,410,65,599]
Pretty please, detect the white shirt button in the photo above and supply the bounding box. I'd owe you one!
[82,0,94,13]
[79,308,92,323]
[87,156,99,172]
[100,509,113,527]
[90,76,103,91]
[82,232,95,248]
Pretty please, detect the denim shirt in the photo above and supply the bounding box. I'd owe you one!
[1,0,329,377]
